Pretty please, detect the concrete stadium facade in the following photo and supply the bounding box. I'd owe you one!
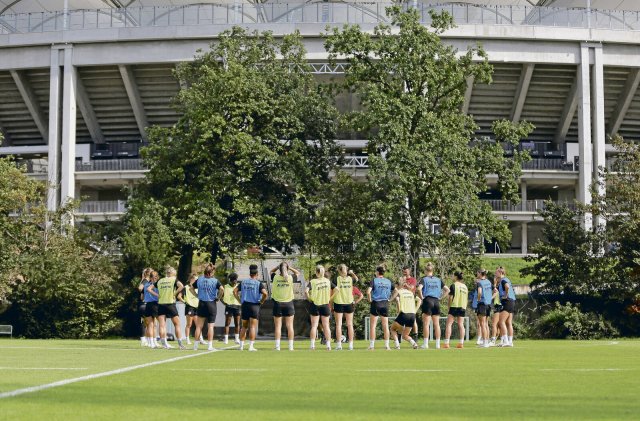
[1,1,640,254]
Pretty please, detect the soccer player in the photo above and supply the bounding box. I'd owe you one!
[182,273,199,345]
[489,279,503,347]
[270,262,300,351]
[193,263,224,351]
[367,265,394,350]
[306,265,335,351]
[476,269,493,348]
[234,264,268,351]
[137,268,152,347]
[333,264,359,351]
[443,271,468,349]
[401,266,419,339]
[389,280,420,349]
[222,272,241,345]
[143,270,160,349]
[417,262,449,349]
[157,267,186,349]
[496,266,516,347]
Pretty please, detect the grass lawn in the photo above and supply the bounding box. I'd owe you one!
[1,339,638,420]
[481,256,535,284]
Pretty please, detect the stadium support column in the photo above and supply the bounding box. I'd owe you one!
[591,44,606,230]
[60,47,76,221]
[521,223,528,255]
[578,44,593,231]
[47,48,62,212]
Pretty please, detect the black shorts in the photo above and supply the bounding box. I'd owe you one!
[476,303,491,317]
[241,302,261,321]
[421,297,441,316]
[144,301,158,318]
[501,299,516,314]
[158,303,179,318]
[333,303,354,314]
[370,300,389,317]
[493,304,503,313]
[137,303,146,318]
[273,300,295,317]
[197,300,217,323]
[395,312,416,328]
[448,307,466,317]
[309,302,331,317]
[185,304,197,316]
[225,304,240,317]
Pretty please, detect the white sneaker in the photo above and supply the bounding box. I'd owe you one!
[208,344,215,351]
[289,347,294,351]
[274,346,280,351]
[248,347,258,352]
[348,346,353,351]
[476,339,483,345]
[310,346,315,350]
[384,346,391,351]
[186,339,192,345]
[165,343,174,349]
[335,345,343,351]
[394,345,401,350]
[367,346,374,351]
[234,339,241,345]
[420,344,428,349]
[483,343,491,348]
[224,338,229,345]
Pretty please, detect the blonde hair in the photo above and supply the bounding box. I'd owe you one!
[166,267,177,277]
[315,265,325,278]
[337,264,347,274]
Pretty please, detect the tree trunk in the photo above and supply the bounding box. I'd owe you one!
[177,244,193,282]
[210,240,221,264]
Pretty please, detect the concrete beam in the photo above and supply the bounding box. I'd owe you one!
[10,69,48,142]
[48,48,62,212]
[118,65,149,141]
[461,75,474,115]
[592,46,606,230]
[511,63,535,122]
[578,45,593,231]
[0,145,49,155]
[608,68,640,136]
[554,68,579,143]
[75,76,105,143]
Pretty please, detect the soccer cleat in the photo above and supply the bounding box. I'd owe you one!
[178,343,186,350]
[310,346,315,351]
[274,346,281,351]
[335,346,343,351]
[476,339,483,346]
[186,339,192,345]
[234,339,241,345]
[224,338,229,345]
[456,343,464,349]
[289,347,294,351]
[367,346,374,351]
[165,343,174,349]
[412,343,419,349]
[248,347,258,352]
[420,344,428,349]
[442,343,450,349]
[348,346,354,351]
[394,344,401,350]
[384,346,391,351]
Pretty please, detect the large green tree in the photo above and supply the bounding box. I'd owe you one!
[324,7,532,277]
[137,27,340,277]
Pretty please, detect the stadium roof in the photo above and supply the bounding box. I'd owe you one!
[2,0,640,15]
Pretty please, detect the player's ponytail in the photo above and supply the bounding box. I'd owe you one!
[315,265,325,279]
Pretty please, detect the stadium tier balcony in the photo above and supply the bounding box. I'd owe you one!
[76,200,127,222]
[75,158,146,172]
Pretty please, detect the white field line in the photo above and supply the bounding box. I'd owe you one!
[540,368,625,372]
[0,367,87,370]
[358,369,454,373]
[0,345,238,399]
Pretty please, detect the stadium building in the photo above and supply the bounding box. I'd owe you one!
[1,0,639,253]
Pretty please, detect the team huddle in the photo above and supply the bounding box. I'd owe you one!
[137,262,517,351]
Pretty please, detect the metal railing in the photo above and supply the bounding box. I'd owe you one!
[75,158,146,172]
[521,158,576,171]
[483,199,576,212]
[342,155,369,168]
[1,3,639,35]
[15,159,48,174]
[77,200,127,214]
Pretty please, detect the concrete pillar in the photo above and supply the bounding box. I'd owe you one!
[520,180,527,211]
[60,47,76,214]
[578,44,593,231]
[591,45,606,229]
[521,222,528,255]
[47,48,62,212]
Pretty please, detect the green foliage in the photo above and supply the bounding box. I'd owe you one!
[324,7,532,277]
[534,302,619,340]
[481,257,535,284]
[137,27,340,266]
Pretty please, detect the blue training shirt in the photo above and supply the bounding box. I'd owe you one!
[370,277,393,302]
[478,279,493,305]
[471,290,478,309]
[196,276,220,302]
[143,280,158,303]
[498,277,516,301]
[421,276,444,299]
[240,278,264,304]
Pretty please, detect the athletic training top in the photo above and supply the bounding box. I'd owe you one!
[478,279,493,305]
[157,277,177,304]
[239,278,264,304]
[195,276,221,302]
[499,277,516,301]
[143,280,158,303]
[449,283,469,309]
[398,289,417,314]
[370,277,394,302]
[223,284,240,306]
[471,290,478,310]
[334,275,354,305]
[420,276,444,299]
[309,277,332,305]
[184,285,199,308]
[271,274,294,303]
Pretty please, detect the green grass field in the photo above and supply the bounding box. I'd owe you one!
[0,339,638,420]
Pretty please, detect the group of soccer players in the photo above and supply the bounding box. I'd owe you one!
[137,261,516,351]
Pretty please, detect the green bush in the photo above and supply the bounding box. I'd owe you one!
[535,302,619,340]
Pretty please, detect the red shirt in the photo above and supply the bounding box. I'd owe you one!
[405,277,417,293]
[352,286,363,297]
